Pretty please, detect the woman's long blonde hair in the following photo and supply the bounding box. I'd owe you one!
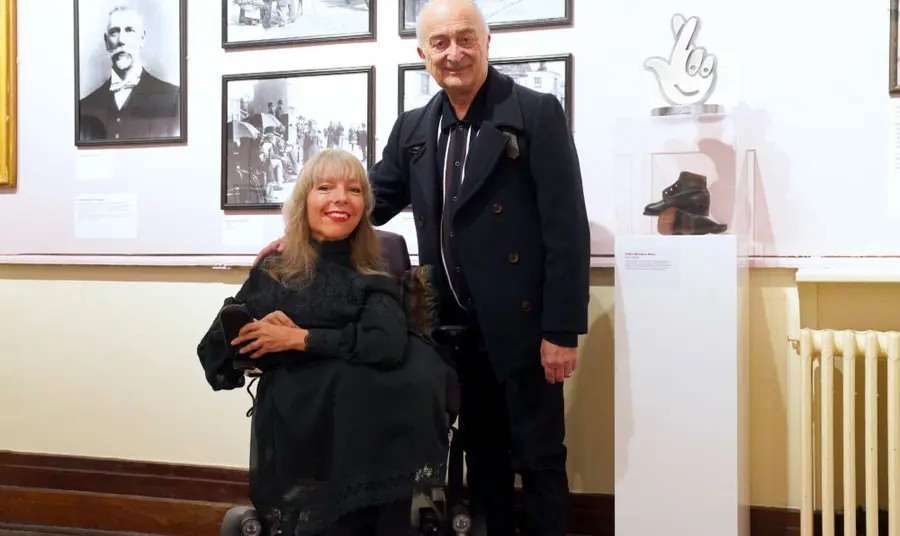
[264,148,384,285]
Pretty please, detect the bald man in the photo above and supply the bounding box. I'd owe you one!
[254,1,589,533]
[375,2,589,534]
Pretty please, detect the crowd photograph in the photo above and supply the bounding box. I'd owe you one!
[222,69,372,208]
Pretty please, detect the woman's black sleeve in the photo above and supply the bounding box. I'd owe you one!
[305,275,409,367]
[196,267,260,390]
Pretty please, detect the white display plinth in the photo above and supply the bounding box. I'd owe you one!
[614,234,749,536]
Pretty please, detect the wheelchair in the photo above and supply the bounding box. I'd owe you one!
[221,230,480,536]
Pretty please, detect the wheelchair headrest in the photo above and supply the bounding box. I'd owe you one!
[376,230,411,279]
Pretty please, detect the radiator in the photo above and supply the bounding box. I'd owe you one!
[797,328,900,536]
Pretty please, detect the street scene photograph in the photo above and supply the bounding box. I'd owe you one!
[223,69,372,208]
[225,0,372,47]
[401,0,570,34]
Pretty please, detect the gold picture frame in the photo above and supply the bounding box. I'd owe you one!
[0,0,16,188]
[892,0,900,95]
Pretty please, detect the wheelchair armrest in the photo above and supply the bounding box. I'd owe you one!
[233,356,262,377]
[431,324,469,348]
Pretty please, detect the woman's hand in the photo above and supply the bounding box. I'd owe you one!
[231,320,307,359]
[259,310,298,328]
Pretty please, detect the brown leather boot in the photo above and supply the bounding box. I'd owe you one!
[657,207,728,235]
[644,171,711,217]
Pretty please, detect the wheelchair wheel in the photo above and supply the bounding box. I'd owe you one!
[449,503,472,535]
[220,505,263,536]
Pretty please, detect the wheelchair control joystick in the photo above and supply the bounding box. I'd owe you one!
[218,303,260,374]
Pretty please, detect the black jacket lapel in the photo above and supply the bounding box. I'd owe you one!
[458,125,506,204]
[457,66,524,209]
[406,95,443,218]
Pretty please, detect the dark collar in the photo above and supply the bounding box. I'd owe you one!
[311,236,352,266]
[481,64,524,131]
[439,70,491,130]
[413,65,524,144]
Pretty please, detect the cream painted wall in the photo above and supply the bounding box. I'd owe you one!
[1,265,895,511]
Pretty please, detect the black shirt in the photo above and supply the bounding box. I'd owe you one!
[436,77,490,312]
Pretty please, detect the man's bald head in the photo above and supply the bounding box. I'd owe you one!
[415,0,491,105]
[416,0,488,47]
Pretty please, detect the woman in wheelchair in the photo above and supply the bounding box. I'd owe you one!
[197,148,454,536]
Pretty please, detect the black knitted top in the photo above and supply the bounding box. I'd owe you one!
[197,238,453,535]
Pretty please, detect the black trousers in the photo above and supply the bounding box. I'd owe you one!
[322,500,417,536]
[451,314,569,536]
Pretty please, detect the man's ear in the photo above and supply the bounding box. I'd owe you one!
[417,47,426,60]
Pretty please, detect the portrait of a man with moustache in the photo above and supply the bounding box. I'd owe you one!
[77,3,183,145]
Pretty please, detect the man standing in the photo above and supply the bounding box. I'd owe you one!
[254,1,589,533]
[78,5,182,143]
[375,1,589,533]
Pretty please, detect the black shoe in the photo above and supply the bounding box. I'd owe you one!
[644,171,711,217]
[657,207,728,236]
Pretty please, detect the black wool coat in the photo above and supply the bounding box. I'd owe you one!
[370,65,591,380]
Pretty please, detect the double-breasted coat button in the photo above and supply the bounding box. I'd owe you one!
[416,216,424,227]
[521,300,533,312]
[492,203,503,214]
[508,251,519,263]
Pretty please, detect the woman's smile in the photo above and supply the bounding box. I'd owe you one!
[325,210,351,222]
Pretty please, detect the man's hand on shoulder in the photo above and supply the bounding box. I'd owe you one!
[254,237,285,266]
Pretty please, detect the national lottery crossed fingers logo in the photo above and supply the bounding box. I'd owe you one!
[644,14,718,107]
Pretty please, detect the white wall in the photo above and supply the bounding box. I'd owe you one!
[0,263,616,495]
[0,0,604,257]
[0,267,255,467]
[4,0,899,508]
[2,0,893,260]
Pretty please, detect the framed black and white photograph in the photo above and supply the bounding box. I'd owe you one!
[891,0,900,95]
[222,67,375,210]
[74,0,187,147]
[223,0,375,50]
[398,54,573,127]
[399,0,572,37]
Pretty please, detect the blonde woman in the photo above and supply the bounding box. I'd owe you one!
[197,149,452,536]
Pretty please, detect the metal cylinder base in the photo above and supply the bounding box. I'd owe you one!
[650,104,725,117]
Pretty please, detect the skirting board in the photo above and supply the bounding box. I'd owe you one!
[0,450,876,536]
